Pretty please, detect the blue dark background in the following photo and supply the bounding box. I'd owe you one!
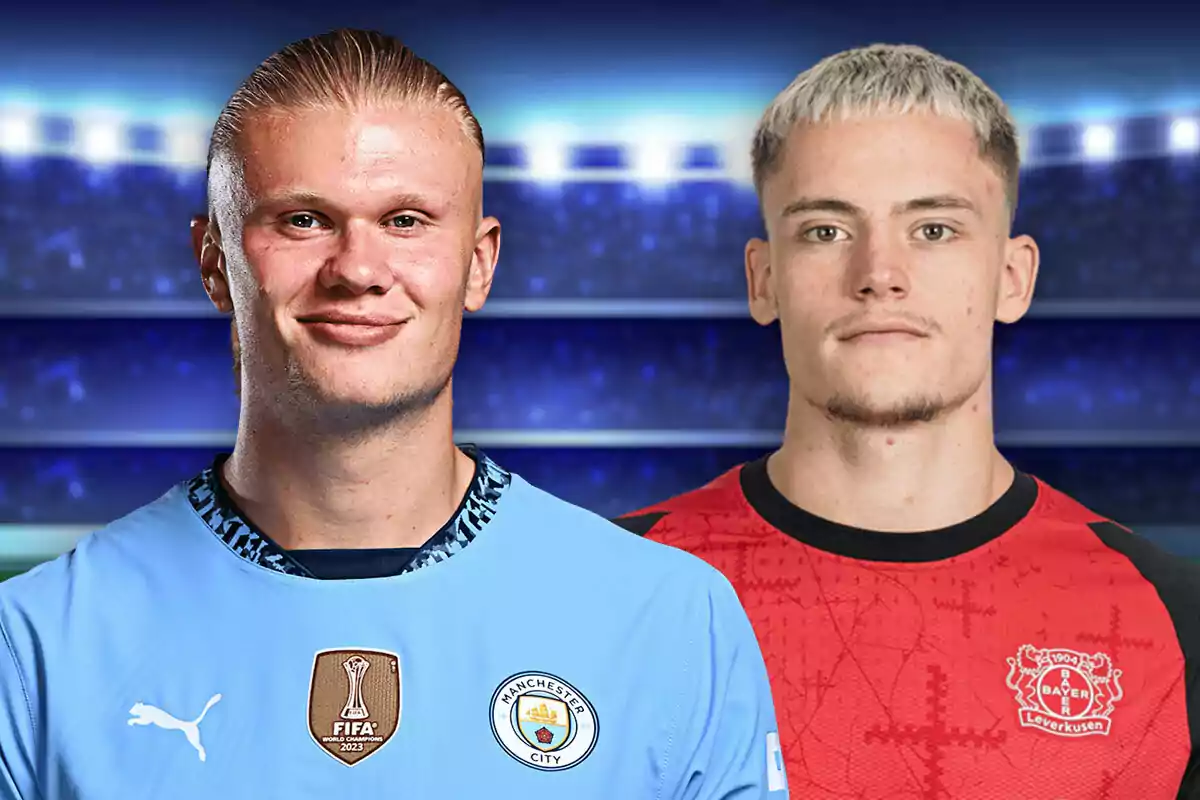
[3,0,1200,574]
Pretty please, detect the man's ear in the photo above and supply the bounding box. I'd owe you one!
[192,215,233,314]
[745,237,779,326]
[995,233,1039,324]
[464,215,501,313]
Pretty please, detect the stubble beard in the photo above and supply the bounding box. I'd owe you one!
[278,354,456,442]
[818,371,984,430]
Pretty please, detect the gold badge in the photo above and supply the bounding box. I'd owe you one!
[308,649,401,766]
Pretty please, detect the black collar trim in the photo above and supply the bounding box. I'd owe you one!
[739,454,1038,562]
[184,445,512,578]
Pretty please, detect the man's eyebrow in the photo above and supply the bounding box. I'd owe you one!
[253,191,433,210]
[779,194,980,219]
[249,191,324,210]
[894,194,980,216]
[780,197,865,218]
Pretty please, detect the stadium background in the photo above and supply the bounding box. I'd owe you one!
[2,0,1200,578]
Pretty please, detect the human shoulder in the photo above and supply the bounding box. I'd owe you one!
[0,485,198,616]
[1034,478,1200,652]
[612,464,751,539]
[1086,519,1200,633]
[503,474,738,590]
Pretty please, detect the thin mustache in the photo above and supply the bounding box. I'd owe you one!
[827,313,940,338]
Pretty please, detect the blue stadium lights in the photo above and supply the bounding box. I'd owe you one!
[529,140,568,182]
[610,115,696,185]
[1170,117,1199,153]
[78,113,124,165]
[632,139,677,184]
[523,122,573,183]
[163,118,209,167]
[0,106,1197,174]
[1081,123,1116,161]
[0,109,36,155]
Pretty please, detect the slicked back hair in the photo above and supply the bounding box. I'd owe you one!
[204,29,484,391]
[205,28,484,225]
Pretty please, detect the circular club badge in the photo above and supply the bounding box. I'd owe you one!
[490,671,598,771]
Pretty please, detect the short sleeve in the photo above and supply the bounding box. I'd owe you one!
[660,571,788,799]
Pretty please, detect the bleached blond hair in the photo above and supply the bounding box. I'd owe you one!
[752,44,1020,216]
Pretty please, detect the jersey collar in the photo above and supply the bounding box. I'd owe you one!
[740,454,1038,562]
[184,445,512,578]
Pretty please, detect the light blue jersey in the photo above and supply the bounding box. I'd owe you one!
[0,450,788,798]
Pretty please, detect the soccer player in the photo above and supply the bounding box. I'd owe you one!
[0,30,786,798]
[617,44,1199,798]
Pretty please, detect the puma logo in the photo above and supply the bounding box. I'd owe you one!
[128,694,222,762]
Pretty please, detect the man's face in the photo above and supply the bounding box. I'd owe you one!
[195,103,499,428]
[748,112,1037,428]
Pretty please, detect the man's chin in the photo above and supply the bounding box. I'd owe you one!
[821,390,947,428]
[269,355,453,427]
[317,391,411,413]
[291,362,407,401]
[290,372,449,421]
[306,383,430,411]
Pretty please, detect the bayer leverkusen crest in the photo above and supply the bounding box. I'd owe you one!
[1005,645,1123,738]
[308,649,402,766]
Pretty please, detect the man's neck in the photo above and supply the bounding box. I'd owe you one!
[222,397,475,551]
[771,386,1014,533]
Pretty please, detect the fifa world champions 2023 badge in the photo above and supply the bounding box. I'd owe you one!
[490,671,598,770]
[308,649,402,766]
[1005,645,1124,738]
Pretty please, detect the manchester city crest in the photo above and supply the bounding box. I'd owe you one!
[490,672,598,770]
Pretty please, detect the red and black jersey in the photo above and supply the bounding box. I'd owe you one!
[616,456,1200,799]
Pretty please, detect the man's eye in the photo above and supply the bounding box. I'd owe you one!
[918,223,956,242]
[803,226,847,243]
[287,214,321,229]
[389,215,419,229]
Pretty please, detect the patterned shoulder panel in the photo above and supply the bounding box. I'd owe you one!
[186,447,513,578]
[401,451,511,574]
[186,468,309,576]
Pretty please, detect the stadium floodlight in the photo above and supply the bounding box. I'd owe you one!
[528,140,567,182]
[1169,117,1199,153]
[164,121,208,168]
[79,117,123,164]
[0,112,35,155]
[633,139,676,185]
[1081,124,1116,161]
